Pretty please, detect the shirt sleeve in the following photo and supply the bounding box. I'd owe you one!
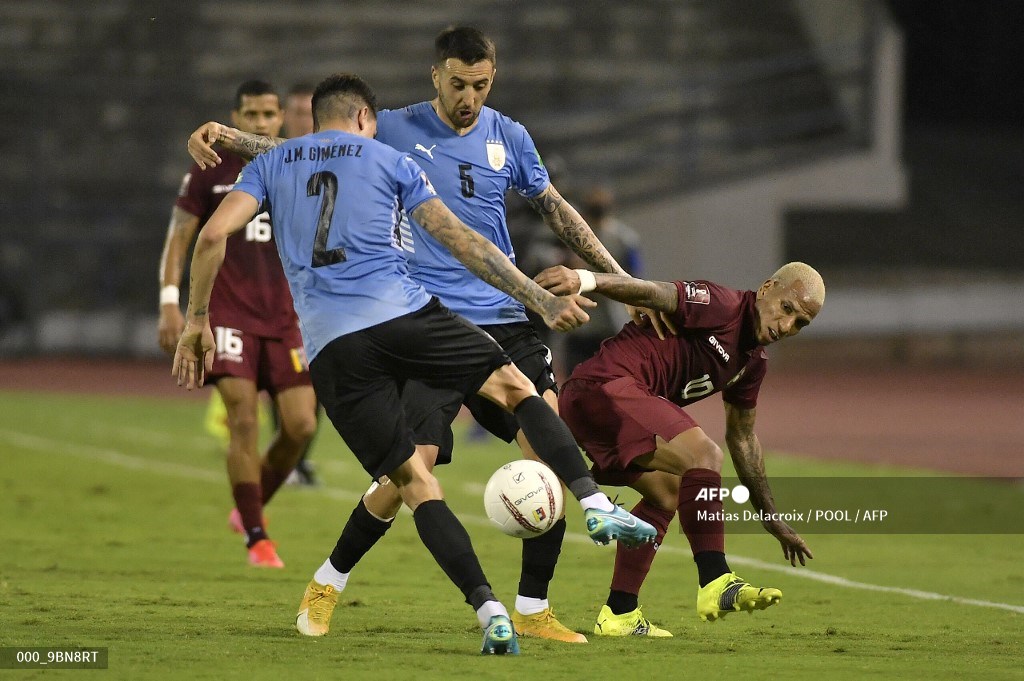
[395,154,438,214]
[174,163,212,218]
[511,125,550,199]
[669,281,743,331]
[232,156,268,205]
[722,350,768,408]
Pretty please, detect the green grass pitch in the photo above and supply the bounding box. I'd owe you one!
[1,391,1021,680]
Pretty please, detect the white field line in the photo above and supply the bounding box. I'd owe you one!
[4,427,1023,616]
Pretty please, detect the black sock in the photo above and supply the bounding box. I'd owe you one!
[513,396,597,499]
[413,499,490,604]
[328,498,394,573]
[694,551,731,587]
[518,517,566,600]
[606,589,639,615]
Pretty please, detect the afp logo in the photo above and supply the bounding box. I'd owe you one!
[695,485,750,503]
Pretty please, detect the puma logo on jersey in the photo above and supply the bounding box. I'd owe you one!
[415,143,437,159]
[708,335,730,362]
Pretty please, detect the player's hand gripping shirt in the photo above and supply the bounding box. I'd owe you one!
[233,130,437,361]
[376,103,549,326]
[176,152,296,338]
[572,282,769,408]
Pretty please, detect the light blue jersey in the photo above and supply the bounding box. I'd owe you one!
[233,130,436,361]
[377,103,549,325]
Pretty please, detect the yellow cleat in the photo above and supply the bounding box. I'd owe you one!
[203,392,230,449]
[696,573,782,622]
[593,605,672,637]
[295,580,338,636]
[512,608,588,643]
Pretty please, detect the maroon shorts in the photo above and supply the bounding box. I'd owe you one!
[207,324,311,396]
[558,376,698,486]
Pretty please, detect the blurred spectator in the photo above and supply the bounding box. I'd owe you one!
[282,82,315,138]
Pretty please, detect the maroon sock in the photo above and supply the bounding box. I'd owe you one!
[678,468,725,556]
[609,500,675,597]
[232,482,267,547]
[260,464,291,505]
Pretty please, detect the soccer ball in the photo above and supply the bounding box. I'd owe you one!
[483,460,564,538]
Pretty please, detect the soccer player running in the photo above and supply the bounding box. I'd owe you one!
[158,80,318,569]
[534,262,822,636]
[172,73,656,655]
[184,26,671,643]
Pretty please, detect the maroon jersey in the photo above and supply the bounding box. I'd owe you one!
[175,152,296,338]
[571,281,768,408]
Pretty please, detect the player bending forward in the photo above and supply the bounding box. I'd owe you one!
[535,262,822,636]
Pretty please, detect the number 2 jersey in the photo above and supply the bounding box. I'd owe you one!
[376,103,550,326]
[232,130,438,361]
[176,151,297,338]
[570,281,769,409]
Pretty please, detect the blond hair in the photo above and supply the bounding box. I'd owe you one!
[771,262,825,307]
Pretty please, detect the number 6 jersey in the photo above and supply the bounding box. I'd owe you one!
[570,281,769,410]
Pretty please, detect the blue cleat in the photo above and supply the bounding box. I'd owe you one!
[585,506,657,548]
[481,615,520,655]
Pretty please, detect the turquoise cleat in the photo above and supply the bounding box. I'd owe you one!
[481,615,520,655]
[585,506,657,547]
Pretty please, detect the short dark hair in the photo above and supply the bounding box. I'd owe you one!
[311,73,378,130]
[234,80,278,110]
[434,26,496,67]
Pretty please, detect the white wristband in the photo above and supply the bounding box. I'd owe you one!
[160,285,180,306]
[574,269,597,294]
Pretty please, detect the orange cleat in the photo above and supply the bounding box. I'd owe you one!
[247,539,284,568]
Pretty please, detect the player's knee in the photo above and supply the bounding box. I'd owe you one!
[227,409,259,438]
[479,363,536,411]
[661,432,722,474]
[286,413,318,443]
[689,436,723,472]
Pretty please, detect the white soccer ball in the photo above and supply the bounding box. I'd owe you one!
[483,460,564,538]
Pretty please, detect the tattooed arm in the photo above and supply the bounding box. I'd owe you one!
[187,122,285,169]
[411,198,595,332]
[725,402,813,566]
[527,184,628,275]
[172,191,259,390]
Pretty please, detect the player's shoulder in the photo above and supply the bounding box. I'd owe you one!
[480,106,529,137]
[378,101,433,127]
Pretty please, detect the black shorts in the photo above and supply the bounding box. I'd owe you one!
[309,298,509,481]
[401,321,556,464]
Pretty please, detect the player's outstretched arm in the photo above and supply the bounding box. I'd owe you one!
[724,402,813,566]
[186,122,286,169]
[411,198,596,332]
[172,191,260,390]
[534,265,678,315]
